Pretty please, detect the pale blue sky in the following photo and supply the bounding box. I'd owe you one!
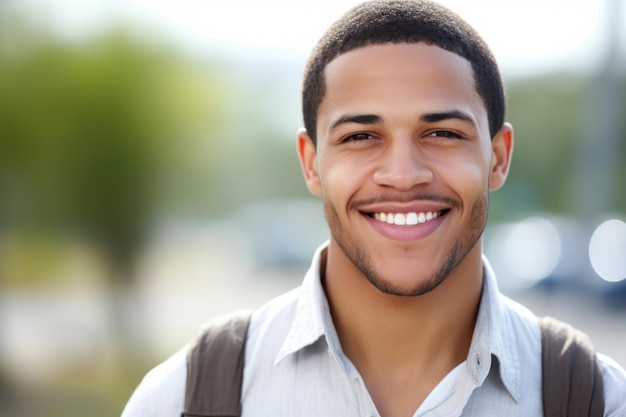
[17,0,625,77]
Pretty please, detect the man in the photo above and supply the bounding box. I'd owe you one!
[121,1,626,416]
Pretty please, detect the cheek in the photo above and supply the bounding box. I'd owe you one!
[319,154,369,199]
[436,153,489,195]
[323,194,342,233]
[316,159,345,216]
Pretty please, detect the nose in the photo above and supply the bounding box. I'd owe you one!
[372,138,433,191]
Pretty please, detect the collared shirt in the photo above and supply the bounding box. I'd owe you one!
[121,243,626,417]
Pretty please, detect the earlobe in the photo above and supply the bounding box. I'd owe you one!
[489,122,514,191]
[297,128,322,196]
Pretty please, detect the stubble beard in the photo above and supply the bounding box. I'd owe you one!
[324,192,489,297]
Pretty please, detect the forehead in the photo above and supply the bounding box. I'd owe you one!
[318,43,488,136]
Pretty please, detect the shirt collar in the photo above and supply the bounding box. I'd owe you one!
[467,256,521,402]
[275,242,334,365]
[276,245,522,402]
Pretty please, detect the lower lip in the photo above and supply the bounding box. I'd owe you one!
[363,213,444,241]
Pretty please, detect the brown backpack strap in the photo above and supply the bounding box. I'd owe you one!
[182,310,253,417]
[539,316,604,417]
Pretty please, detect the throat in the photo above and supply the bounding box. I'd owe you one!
[360,347,466,417]
[332,287,478,374]
[325,266,481,386]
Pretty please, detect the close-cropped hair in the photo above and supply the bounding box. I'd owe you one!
[302,0,505,144]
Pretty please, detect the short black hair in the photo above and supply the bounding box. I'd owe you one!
[302,0,505,144]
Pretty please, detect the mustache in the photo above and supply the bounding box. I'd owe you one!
[349,192,462,211]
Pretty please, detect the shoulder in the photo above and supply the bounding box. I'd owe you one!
[247,285,302,341]
[598,353,626,416]
[120,285,303,417]
[504,296,626,416]
[498,292,543,351]
[120,347,187,417]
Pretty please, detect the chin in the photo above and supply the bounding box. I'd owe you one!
[365,268,449,297]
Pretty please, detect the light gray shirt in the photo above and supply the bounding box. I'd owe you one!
[121,243,626,417]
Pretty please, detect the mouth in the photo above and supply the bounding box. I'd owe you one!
[367,210,449,226]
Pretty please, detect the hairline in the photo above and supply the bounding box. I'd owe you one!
[319,40,492,138]
[309,39,499,145]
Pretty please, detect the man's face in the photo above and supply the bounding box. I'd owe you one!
[298,43,512,296]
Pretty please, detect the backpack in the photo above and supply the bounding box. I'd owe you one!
[181,312,605,417]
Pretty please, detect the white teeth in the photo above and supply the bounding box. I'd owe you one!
[374,211,440,226]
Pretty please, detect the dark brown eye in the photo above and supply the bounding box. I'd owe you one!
[342,133,375,143]
[428,130,461,139]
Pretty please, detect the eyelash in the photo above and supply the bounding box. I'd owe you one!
[340,130,463,144]
[340,133,376,143]
[427,130,463,139]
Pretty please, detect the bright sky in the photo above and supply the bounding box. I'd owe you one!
[20,0,624,77]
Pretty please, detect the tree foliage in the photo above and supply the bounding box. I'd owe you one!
[490,72,625,221]
[0,19,224,279]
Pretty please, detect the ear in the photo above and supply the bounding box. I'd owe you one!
[297,128,322,196]
[488,122,514,191]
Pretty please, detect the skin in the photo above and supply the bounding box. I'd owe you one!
[298,43,513,417]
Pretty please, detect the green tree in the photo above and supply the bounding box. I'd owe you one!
[0,9,225,355]
[491,72,625,220]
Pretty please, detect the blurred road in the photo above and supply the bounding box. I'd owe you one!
[1,263,624,389]
[143,266,626,368]
[513,288,626,367]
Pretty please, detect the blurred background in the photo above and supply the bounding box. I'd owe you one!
[0,0,625,416]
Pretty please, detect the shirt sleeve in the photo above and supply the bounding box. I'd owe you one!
[120,347,187,417]
[598,353,626,417]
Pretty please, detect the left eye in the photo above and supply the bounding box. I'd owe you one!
[428,130,461,139]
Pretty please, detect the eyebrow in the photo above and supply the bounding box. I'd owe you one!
[328,110,477,134]
[328,114,383,133]
[420,110,476,126]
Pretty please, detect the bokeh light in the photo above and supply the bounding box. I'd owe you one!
[486,217,562,290]
[589,218,626,282]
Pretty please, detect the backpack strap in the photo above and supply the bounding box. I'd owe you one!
[539,316,604,417]
[182,310,253,417]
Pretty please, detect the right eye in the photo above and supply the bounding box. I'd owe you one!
[340,133,376,143]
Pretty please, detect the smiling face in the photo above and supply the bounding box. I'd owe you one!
[298,42,513,297]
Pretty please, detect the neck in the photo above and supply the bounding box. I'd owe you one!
[323,243,484,414]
